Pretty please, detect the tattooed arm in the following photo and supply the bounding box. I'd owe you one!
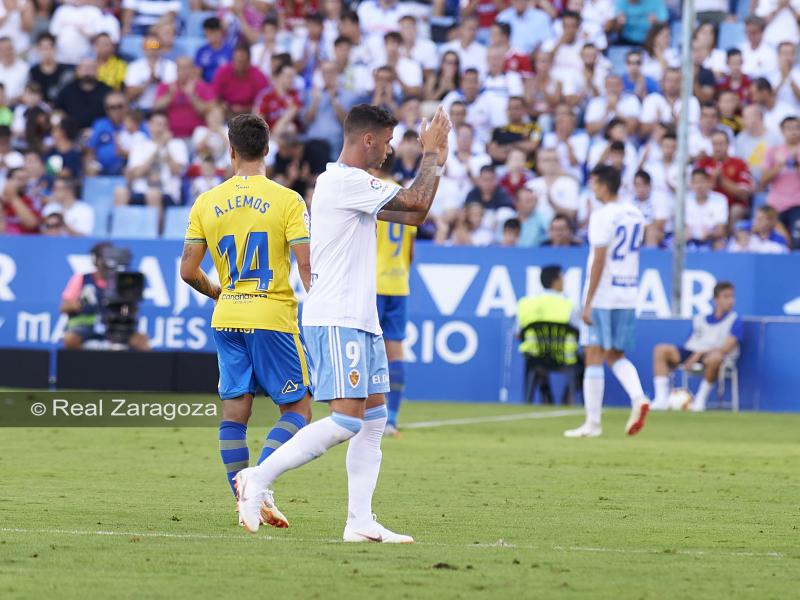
[180,242,221,300]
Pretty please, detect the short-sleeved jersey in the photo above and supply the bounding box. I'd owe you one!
[184,175,310,333]
[302,162,401,334]
[586,201,645,310]
[376,221,416,297]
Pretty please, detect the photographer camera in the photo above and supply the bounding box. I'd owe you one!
[60,242,150,351]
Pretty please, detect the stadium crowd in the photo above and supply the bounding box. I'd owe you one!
[0,0,799,252]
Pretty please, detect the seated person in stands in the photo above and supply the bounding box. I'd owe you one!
[651,282,742,412]
[60,243,150,351]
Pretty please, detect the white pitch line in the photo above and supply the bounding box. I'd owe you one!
[0,528,784,559]
[403,409,583,429]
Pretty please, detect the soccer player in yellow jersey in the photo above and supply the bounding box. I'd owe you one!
[374,164,416,436]
[180,114,311,525]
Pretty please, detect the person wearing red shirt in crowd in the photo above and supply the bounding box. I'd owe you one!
[153,57,216,138]
[498,147,533,201]
[212,45,270,116]
[716,49,751,105]
[255,62,303,134]
[2,167,41,234]
[489,21,533,77]
[696,130,754,223]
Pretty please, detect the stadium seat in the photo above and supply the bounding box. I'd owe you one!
[119,35,144,61]
[91,200,113,237]
[679,360,740,412]
[670,21,682,48]
[174,36,206,60]
[718,22,745,51]
[162,206,192,239]
[607,45,633,76]
[110,206,159,239]
[185,11,215,38]
[736,0,751,20]
[83,176,126,207]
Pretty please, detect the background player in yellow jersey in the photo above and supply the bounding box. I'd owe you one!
[373,161,416,437]
[180,114,311,525]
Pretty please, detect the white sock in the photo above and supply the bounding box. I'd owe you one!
[653,376,670,406]
[611,358,647,405]
[583,365,604,426]
[251,413,362,489]
[346,405,387,527]
[694,380,713,410]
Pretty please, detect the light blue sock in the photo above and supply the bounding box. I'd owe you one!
[387,360,404,427]
[218,420,248,497]
[258,411,307,465]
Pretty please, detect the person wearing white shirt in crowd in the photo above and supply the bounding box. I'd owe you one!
[398,15,438,74]
[327,36,373,97]
[526,148,580,223]
[542,103,590,181]
[735,104,782,183]
[685,168,729,247]
[739,16,778,79]
[727,217,789,253]
[48,0,106,65]
[356,0,409,51]
[123,111,188,209]
[749,77,797,138]
[692,21,727,78]
[125,36,177,111]
[0,0,28,55]
[541,11,586,73]
[321,0,344,53]
[640,68,701,138]
[440,16,488,76]
[251,17,295,77]
[642,22,680,82]
[446,100,485,154]
[0,37,27,104]
[434,122,491,218]
[379,32,423,98]
[390,96,422,150]
[588,122,638,194]
[338,10,373,69]
[755,0,800,46]
[482,45,523,127]
[442,68,494,143]
[769,41,800,112]
[689,104,727,160]
[575,43,611,105]
[559,0,609,49]
[643,131,682,196]
[629,170,673,247]
[46,175,95,236]
[584,74,641,138]
[496,0,554,55]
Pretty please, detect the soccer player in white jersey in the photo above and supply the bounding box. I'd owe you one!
[565,165,651,438]
[234,104,451,539]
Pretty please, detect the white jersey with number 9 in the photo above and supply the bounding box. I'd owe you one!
[586,201,645,310]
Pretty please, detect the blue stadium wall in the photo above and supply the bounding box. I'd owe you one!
[0,238,798,412]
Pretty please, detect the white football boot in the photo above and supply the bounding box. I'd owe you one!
[234,468,266,533]
[563,422,603,438]
[343,516,414,544]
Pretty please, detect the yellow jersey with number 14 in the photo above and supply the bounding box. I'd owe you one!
[184,175,310,333]
[376,221,416,296]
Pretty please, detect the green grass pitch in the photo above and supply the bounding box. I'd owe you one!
[1,400,798,599]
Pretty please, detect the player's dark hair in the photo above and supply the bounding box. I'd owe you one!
[343,104,398,139]
[713,281,734,298]
[540,265,562,290]
[591,165,622,195]
[228,113,270,161]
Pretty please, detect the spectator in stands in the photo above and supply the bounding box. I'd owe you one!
[640,68,701,138]
[24,151,50,206]
[1,166,40,233]
[328,36,371,96]
[87,91,129,176]
[651,281,741,412]
[45,175,93,236]
[692,21,726,79]
[500,217,521,246]
[541,11,584,73]
[390,96,422,147]
[29,32,71,104]
[48,0,107,65]
[440,15,487,75]
[357,0,410,50]
[717,89,743,135]
[585,73,641,138]
[757,0,800,46]
[685,167,729,248]
[515,186,550,247]
[391,131,422,186]
[398,15,438,74]
[425,51,460,102]
[488,96,540,165]
[762,115,800,248]
[40,206,66,236]
[498,147,533,200]
[736,104,781,186]
[526,51,567,124]
[641,21,679,82]
[527,148,581,223]
[46,118,83,179]
[194,17,232,83]
[489,21,533,77]
[461,200,495,246]
[61,242,150,351]
[443,68,493,142]
[631,170,672,246]
[739,16,777,78]
[622,48,658,101]
[436,122,490,217]
[769,41,800,113]
[304,60,356,161]
[153,57,214,139]
[380,31,423,98]
[0,36,28,104]
[212,44,270,116]
[696,130,754,223]
[465,164,515,233]
[122,0,180,36]
[727,207,790,253]
[716,49,751,104]
[121,110,188,210]
[541,214,582,246]
[496,0,553,55]
[612,0,668,45]
[124,36,177,112]
[55,58,110,130]
[189,156,222,198]
[690,103,723,159]
[338,10,371,68]
[94,33,127,92]
[542,103,589,181]
[749,78,796,138]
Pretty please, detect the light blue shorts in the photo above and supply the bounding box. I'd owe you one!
[582,308,637,353]
[302,326,390,401]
